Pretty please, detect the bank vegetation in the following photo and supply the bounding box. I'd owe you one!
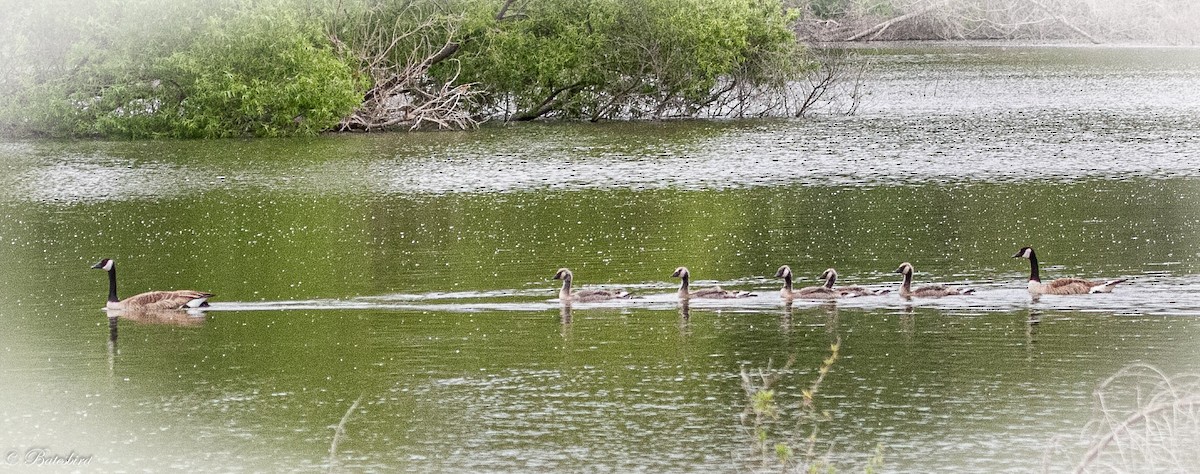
[1,0,835,138]
[0,0,1194,138]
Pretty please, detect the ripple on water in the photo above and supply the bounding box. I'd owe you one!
[199,274,1200,316]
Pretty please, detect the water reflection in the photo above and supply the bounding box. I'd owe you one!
[107,315,118,377]
[104,308,207,327]
[780,300,793,333]
[559,302,572,325]
[898,305,916,340]
[1026,309,1041,362]
[103,308,206,378]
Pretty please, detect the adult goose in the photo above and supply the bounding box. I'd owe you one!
[672,267,753,299]
[775,265,840,300]
[893,262,974,297]
[819,268,886,297]
[91,259,214,310]
[1011,247,1126,295]
[553,268,630,302]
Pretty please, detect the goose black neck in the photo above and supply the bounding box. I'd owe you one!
[107,265,119,302]
[783,274,792,291]
[901,271,912,291]
[560,276,572,293]
[1028,251,1041,282]
[824,273,836,289]
[679,275,689,293]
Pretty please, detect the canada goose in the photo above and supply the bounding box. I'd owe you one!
[775,265,840,299]
[893,262,974,297]
[553,268,630,302]
[1011,247,1127,295]
[672,267,753,299]
[91,259,214,310]
[819,268,886,297]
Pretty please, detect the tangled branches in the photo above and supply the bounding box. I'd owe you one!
[332,12,484,132]
[793,0,1200,44]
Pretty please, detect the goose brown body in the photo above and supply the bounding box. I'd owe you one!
[1011,247,1127,295]
[91,259,213,310]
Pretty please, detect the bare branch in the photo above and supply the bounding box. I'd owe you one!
[845,0,952,41]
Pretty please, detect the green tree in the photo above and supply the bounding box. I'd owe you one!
[444,0,807,121]
[1,1,363,138]
[157,4,365,138]
[1,0,810,137]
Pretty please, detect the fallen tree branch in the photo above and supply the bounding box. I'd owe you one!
[1023,0,1103,43]
[845,0,951,41]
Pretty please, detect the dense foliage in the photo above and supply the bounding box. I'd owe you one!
[1,1,365,138]
[447,0,805,121]
[0,0,808,138]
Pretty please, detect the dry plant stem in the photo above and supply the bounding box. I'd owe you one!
[797,338,840,462]
[1073,395,1200,473]
[1069,363,1200,473]
[328,394,364,472]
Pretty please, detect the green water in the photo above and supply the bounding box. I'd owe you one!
[3,44,1200,472]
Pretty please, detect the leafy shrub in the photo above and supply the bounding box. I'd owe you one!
[158,6,365,138]
[1,1,363,138]
[1,0,809,137]
[444,0,807,121]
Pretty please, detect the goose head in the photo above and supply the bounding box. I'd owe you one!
[552,268,573,282]
[894,262,914,276]
[1012,247,1035,259]
[91,259,115,271]
[818,268,837,283]
[774,265,792,279]
[671,266,690,279]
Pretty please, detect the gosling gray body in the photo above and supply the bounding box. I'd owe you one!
[672,267,753,299]
[893,262,974,297]
[91,259,214,310]
[775,265,840,299]
[553,268,630,302]
[819,268,886,297]
[1012,247,1126,295]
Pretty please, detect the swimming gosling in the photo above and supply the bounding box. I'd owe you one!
[91,259,214,310]
[893,262,974,297]
[672,267,753,299]
[819,268,887,297]
[1011,247,1126,295]
[775,265,840,299]
[553,268,630,302]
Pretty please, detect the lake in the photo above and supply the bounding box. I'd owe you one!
[2,43,1200,472]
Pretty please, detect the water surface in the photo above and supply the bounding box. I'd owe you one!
[2,43,1200,472]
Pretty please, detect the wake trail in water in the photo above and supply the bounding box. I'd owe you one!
[198,278,1200,316]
